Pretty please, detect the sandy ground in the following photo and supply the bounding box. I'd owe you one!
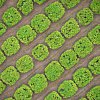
[0,0,100,100]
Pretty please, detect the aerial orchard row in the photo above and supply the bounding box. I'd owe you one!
[0,23,100,64]
[0,0,99,35]
[0,14,100,95]
[1,55,100,99]
[0,1,99,61]
[0,25,100,95]
[0,4,100,63]
[0,0,100,85]
[79,85,100,100]
[0,0,46,9]
[0,0,47,36]
[2,85,100,100]
[45,85,100,100]
[0,0,100,98]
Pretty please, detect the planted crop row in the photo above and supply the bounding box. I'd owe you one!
[0,54,35,94]
[0,8,100,95]
[0,0,47,13]
[0,0,80,35]
[1,6,99,64]
[3,55,100,100]
[0,0,100,97]
[0,1,84,96]
[0,0,82,64]
[0,0,99,36]
[0,9,99,97]
[1,24,99,96]
[80,86,100,100]
[44,55,100,100]
[1,0,99,64]
[45,85,100,100]
[0,0,47,36]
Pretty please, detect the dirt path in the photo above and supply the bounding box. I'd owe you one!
[0,0,100,100]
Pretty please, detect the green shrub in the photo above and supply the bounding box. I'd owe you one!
[61,18,80,38]
[1,66,20,86]
[2,7,22,27]
[5,97,15,100]
[17,0,33,15]
[76,8,93,26]
[45,31,65,49]
[58,80,78,98]
[45,1,65,22]
[44,91,62,100]
[0,49,6,65]
[16,55,34,73]
[32,44,49,61]
[28,74,48,93]
[1,36,20,56]
[31,14,51,33]
[34,0,46,5]
[88,25,100,44]
[59,0,81,9]
[14,84,33,100]
[0,80,6,94]
[0,0,6,7]
[87,86,100,100]
[88,56,100,75]
[79,98,87,100]
[73,67,93,88]
[0,22,7,36]
[59,49,79,70]
[16,25,37,45]
[73,37,93,58]
[45,61,64,81]
[90,0,100,14]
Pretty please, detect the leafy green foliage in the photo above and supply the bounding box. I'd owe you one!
[0,22,7,36]
[59,49,79,69]
[45,61,64,81]
[34,0,46,5]
[73,37,93,58]
[31,14,51,33]
[45,1,65,22]
[17,0,33,15]
[79,98,87,100]
[16,55,34,73]
[76,8,93,26]
[0,80,6,94]
[1,66,20,86]
[61,18,80,38]
[73,67,93,87]
[0,0,6,7]
[88,25,100,44]
[45,31,65,49]
[2,7,22,27]
[0,49,6,65]
[16,25,37,45]
[28,74,48,93]
[14,84,33,100]
[5,97,15,100]
[45,91,62,100]
[88,56,100,75]
[60,0,81,9]
[58,80,78,98]
[32,44,49,61]
[87,86,100,100]
[90,0,100,14]
[1,36,20,56]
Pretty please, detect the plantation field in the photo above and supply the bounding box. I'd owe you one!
[0,0,100,100]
